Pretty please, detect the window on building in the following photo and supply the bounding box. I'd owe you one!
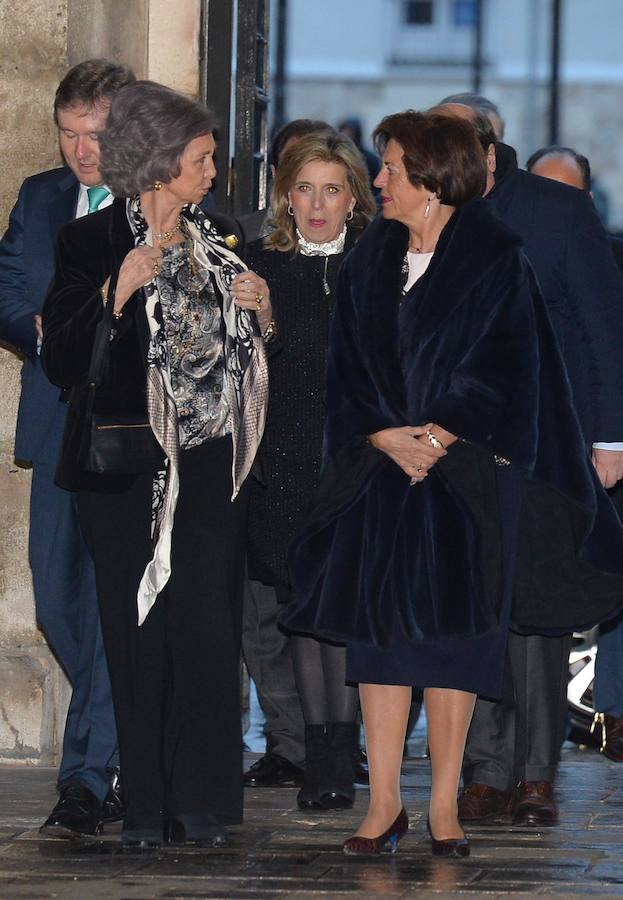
[453,0,477,27]
[405,1,434,26]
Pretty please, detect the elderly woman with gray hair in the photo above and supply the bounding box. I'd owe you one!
[41,81,271,847]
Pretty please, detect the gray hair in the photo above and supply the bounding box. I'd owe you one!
[438,92,505,140]
[99,81,217,197]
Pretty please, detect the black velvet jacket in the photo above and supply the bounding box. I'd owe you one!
[281,201,623,643]
[41,198,243,492]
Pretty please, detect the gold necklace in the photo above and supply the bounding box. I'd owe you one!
[154,216,182,243]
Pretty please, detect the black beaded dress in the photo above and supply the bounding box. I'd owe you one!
[245,231,357,602]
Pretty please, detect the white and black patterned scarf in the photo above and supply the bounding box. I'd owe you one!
[127,197,268,625]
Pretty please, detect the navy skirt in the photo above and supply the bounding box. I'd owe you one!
[346,464,523,700]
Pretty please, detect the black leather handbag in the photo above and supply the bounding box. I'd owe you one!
[82,275,165,475]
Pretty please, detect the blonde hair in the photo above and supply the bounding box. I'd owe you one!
[266,131,376,252]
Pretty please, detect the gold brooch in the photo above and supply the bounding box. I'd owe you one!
[224,233,239,250]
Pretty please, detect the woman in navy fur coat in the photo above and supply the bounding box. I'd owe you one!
[282,112,623,857]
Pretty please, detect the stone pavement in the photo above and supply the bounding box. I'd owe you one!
[0,748,622,899]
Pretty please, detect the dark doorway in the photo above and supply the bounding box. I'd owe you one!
[201,0,271,216]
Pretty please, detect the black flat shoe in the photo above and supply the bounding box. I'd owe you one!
[427,817,470,858]
[165,813,228,847]
[243,752,304,787]
[39,781,102,838]
[121,828,162,849]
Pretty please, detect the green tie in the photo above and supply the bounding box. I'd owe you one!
[87,186,110,214]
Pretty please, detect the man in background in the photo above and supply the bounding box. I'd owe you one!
[527,144,623,764]
[433,96,623,827]
[0,59,135,837]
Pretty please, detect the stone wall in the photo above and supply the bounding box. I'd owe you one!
[0,0,200,766]
[0,0,69,766]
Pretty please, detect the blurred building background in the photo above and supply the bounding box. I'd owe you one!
[281,0,623,230]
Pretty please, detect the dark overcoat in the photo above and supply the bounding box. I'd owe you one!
[281,200,623,647]
[489,145,623,445]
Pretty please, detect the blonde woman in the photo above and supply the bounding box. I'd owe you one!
[245,131,375,811]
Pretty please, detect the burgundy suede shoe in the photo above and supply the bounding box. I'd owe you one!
[458,782,515,823]
[512,780,558,827]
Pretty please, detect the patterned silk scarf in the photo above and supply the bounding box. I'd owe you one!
[127,197,268,625]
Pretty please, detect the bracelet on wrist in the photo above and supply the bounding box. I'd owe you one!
[262,320,276,342]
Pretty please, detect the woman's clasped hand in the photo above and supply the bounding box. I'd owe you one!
[368,423,452,482]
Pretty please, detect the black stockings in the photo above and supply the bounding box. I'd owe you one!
[291,634,358,725]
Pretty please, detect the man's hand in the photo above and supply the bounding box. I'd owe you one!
[592,448,623,489]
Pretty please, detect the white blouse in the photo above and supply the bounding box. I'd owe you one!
[403,251,434,293]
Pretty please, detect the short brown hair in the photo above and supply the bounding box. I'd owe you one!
[373,110,487,206]
[54,59,135,124]
[267,131,376,253]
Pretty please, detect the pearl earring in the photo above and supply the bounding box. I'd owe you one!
[424,197,431,219]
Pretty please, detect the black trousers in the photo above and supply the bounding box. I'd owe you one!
[79,436,248,829]
[463,631,572,791]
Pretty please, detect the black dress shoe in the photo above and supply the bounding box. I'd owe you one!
[101,767,126,824]
[40,781,102,838]
[164,812,228,847]
[243,752,304,787]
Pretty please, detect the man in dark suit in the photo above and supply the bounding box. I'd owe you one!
[0,59,135,837]
[526,144,623,765]
[434,98,623,827]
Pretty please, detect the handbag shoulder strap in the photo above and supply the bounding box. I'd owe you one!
[87,268,120,389]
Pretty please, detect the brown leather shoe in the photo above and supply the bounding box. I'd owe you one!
[512,780,558,826]
[458,782,515,823]
[592,713,623,762]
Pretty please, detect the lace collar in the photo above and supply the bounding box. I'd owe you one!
[296,225,347,257]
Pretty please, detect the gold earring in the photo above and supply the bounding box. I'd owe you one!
[154,181,162,191]
[287,204,294,216]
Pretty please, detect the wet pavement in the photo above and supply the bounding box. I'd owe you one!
[1,747,622,898]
